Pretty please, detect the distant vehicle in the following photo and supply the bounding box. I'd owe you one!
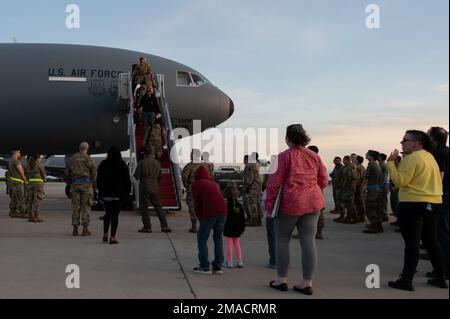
[213,166,243,191]
[214,166,241,175]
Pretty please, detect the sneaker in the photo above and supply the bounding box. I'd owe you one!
[237,261,244,268]
[212,268,223,275]
[193,267,212,275]
[225,261,234,268]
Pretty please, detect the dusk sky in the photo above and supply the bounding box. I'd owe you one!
[1,0,448,170]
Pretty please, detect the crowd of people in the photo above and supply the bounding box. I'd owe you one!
[3,123,448,295]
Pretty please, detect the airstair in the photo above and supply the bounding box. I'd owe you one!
[118,71,182,210]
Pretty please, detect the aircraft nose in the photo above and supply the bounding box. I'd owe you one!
[229,99,235,118]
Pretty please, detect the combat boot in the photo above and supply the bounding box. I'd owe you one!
[72,225,79,236]
[10,210,20,218]
[334,214,345,223]
[363,223,380,234]
[82,226,92,237]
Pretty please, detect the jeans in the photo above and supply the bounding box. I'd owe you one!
[437,192,449,270]
[197,216,226,270]
[398,202,445,280]
[266,218,276,265]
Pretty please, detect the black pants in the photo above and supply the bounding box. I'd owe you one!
[104,200,121,237]
[398,202,445,280]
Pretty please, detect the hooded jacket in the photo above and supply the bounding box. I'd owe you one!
[191,165,227,221]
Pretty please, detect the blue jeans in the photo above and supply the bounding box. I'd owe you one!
[197,216,226,270]
[266,218,276,265]
[438,192,449,269]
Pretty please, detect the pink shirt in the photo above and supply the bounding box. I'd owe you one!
[264,146,328,217]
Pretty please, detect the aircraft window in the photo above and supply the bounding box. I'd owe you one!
[191,73,206,86]
[177,71,193,86]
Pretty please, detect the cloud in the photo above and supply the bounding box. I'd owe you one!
[434,83,449,93]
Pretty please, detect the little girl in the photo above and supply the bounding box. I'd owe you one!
[223,182,246,268]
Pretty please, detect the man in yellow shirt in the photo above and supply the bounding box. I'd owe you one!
[387,130,447,291]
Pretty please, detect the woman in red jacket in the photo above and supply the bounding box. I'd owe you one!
[265,124,328,295]
[191,165,227,275]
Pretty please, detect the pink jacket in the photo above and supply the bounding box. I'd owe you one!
[264,146,328,217]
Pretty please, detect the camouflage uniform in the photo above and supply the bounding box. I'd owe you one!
[182,161,202,231]
[379,161,389,220]
[23,161,31,217]
[243,162,262,226]
[5,171,11,195]
[26,161,46,222]
[8,158,26,217]
[354,163,366,222]
[364,162,384,232]
[204,162,214,176]
[144,124,167,160]
[330,164,344,214]
[132,62,155,90]
[339,163,358,223]
[65,152,97,227]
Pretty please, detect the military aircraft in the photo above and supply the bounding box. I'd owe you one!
[0,43,234,155]
[0,43,235,210]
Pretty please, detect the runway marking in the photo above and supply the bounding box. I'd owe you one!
[166,233,197,299]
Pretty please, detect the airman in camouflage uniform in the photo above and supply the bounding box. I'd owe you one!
[202,152,215,176]
[242,155,250,222]
[181,149,202,233]
[354,156,367,223]
[132,57,155,91]
[5,170,11,195]
[8,149,27,218]
[25,154,46,223]
[65,142,97,237]
[243,153,262,226]
[330,157,344,218]
[363,150,384,234]
[144,117,167,160]
[379,154,389,222]
[23,156,31,218]
[337,156,358,224]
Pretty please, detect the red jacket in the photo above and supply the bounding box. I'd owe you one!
[192,165,227,221]
[264,146,328,217]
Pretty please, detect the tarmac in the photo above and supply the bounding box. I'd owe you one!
[0,183,448,299]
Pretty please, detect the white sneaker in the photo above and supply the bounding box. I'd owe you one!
[225,261,234,268]
[237,261,244,268]
[193,267,212,275]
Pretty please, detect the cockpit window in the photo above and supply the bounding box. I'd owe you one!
[177,71,210,87]
[191,73,205,86]
[177,71,193,86]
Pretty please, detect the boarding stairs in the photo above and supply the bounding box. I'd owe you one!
[118,72,182,210]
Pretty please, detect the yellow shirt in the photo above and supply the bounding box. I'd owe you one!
[387,150,443,204]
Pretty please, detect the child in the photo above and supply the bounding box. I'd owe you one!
[191,165,227,275]
[223,182,246,268]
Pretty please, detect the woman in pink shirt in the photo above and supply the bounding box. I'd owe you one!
[265,124,328,295]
